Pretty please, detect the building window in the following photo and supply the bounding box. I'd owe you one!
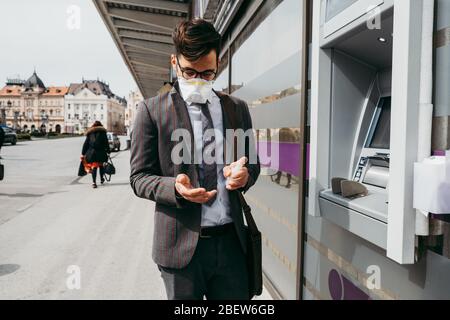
[68,114,71,120]
[228,0,302,300]
[68,104,71,110]
[101,114,104,120]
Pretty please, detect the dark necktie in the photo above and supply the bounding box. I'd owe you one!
[194,102,217,206]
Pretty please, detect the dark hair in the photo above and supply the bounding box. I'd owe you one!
[172,18,221,62]
[92,121,103,127]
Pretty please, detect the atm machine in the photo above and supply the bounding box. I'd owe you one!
[352,96,391,189]
[309,0,428,264]
[317,64,393,249]
[319,94,392,230]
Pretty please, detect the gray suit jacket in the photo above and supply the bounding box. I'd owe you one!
[130,83,260,269]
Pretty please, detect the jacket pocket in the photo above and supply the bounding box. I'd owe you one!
[153,206,178,251]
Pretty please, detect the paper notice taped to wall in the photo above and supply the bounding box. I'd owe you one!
[413,151,450,215]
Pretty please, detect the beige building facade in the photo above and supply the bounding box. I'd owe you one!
[125,89,143,136]
[0,72,67,133]
[65,80,126,134]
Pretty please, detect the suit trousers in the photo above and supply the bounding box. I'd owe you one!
[158,225,249,300]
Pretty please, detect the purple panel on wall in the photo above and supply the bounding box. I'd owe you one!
[328,269,371,300]
[306,143,310,179]
[433,150,446,156]
[328,269,344,300]
[257,141,300,177]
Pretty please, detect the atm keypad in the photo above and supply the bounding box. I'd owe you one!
[354,158,368,182]
[354,169,362,181]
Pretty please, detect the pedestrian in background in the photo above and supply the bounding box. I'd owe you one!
[0,126,5,159]
[81,121,110,188]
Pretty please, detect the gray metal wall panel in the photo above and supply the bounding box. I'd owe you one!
[434,45,450,117]
[436,0,450,29]
[302,285,318,300]
[305,213,450,299]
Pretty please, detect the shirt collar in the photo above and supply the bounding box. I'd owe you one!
[185,90,219,106]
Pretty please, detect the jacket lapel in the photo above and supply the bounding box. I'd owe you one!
[214,90,232,129]
[170,83,194,136]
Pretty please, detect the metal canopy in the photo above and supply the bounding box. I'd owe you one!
[93,0,190,98]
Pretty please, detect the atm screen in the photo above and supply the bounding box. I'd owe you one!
[368,97,391,149]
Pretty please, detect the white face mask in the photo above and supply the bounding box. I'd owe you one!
[178,77,214,104]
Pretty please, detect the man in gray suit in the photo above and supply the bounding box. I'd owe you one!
[130,18,260,300]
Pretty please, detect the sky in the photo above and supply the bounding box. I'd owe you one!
[0,0,138,98]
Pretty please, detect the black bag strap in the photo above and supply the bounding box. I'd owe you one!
[0,161,4,181]
[238,192,259,233]
[218,91,259,233]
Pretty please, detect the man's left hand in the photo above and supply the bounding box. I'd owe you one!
[223,157,249,191]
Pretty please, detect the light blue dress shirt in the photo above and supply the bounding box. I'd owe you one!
[184,92,233,227]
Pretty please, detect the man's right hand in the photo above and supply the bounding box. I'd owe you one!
[175,174,217,204]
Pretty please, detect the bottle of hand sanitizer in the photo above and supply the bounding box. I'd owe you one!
[227,163,242,184]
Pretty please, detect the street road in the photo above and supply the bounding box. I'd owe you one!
[0,136,166,299]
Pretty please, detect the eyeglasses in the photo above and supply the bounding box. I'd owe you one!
[176,58,217,81]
